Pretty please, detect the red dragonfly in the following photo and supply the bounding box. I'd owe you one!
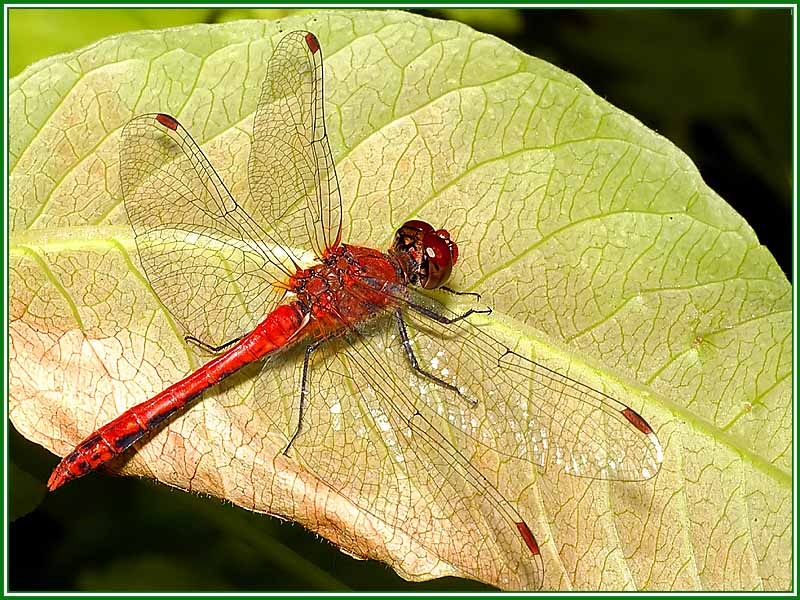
[47,30,663,588]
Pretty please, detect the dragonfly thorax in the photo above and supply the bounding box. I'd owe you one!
[290,244,400,330]
[389,220,459,290]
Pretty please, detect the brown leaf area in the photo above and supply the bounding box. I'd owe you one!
[9,11,792,591]
[8,316,461,584]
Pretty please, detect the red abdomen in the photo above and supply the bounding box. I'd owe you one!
[47,302,308,491]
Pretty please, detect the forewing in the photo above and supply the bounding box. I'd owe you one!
[396,291,664,482]
[249,31,342,259]
[288,322,544,589]
[120,113,293,347]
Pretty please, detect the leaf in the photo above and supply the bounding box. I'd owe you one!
[8,10,791,591]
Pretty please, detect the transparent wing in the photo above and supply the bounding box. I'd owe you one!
[249,30,342,259]
[288,320,544,589]
[392,288,664,482]
[120,113,294,347]
[265,275,661,586]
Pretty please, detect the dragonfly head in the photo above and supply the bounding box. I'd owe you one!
[391,220,459,289]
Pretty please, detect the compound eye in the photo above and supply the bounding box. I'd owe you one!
[392,220,434,256]
[402,220,434,234]
[434,228,458,264]
[420,232,455,289]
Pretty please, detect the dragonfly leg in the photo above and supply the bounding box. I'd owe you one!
[438,286,481,302]
[395,310,475,406]
[184,334,244,354]
[404,298,491,325]
[283,338,325,455]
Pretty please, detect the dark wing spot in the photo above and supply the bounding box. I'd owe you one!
[621,407,654,435]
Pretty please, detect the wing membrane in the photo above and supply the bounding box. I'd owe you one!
[389,287,664,482]
[286,320,544,589]
[120,113,294,347]
[241,269,661,587]
[249,30,342,259]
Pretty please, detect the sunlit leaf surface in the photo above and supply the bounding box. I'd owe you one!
[8,10,791,591]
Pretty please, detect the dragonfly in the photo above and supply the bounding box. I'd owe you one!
[47,30,663,588]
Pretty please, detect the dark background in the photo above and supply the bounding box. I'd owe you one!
[9,8,793,592]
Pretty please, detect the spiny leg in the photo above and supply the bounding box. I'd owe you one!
[403,297,491,325]
[185,334,244,354]
[284,338,325,455]
[395,310,475,406]
[439,286,481,302]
